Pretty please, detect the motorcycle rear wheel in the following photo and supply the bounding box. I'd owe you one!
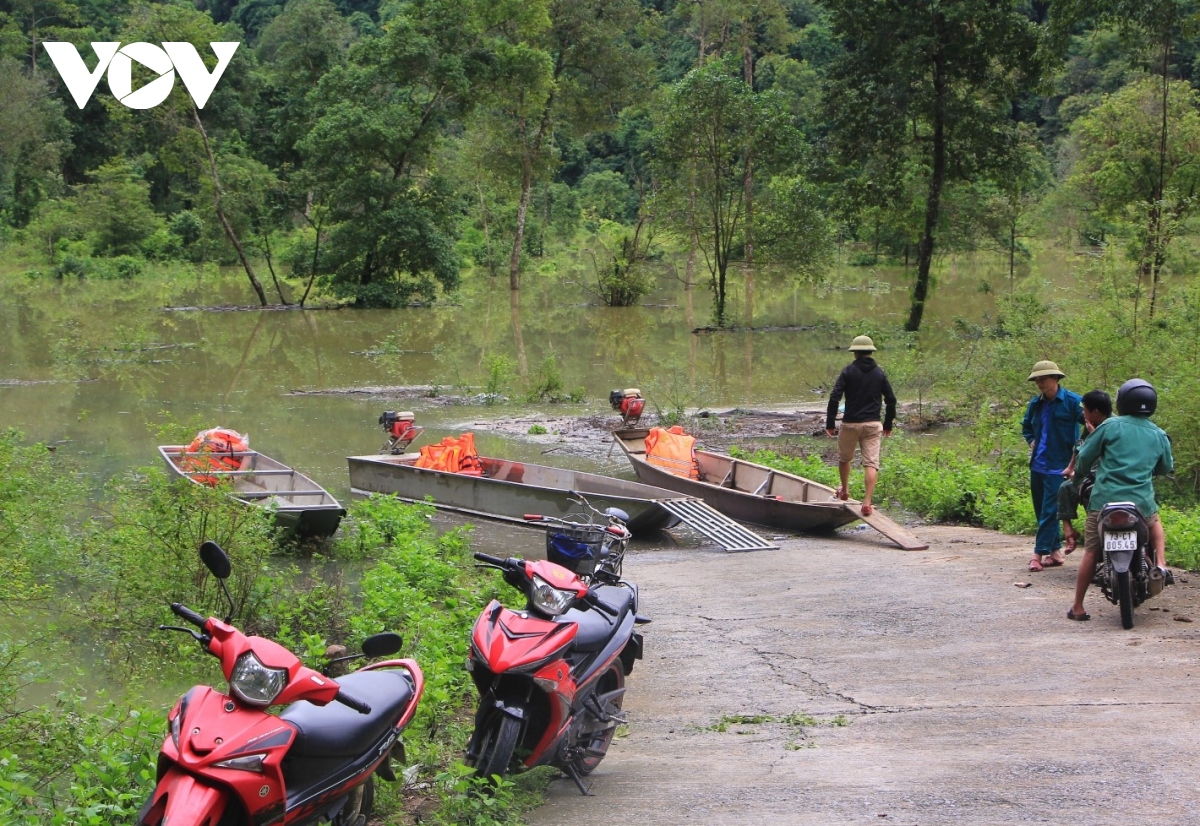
[1116,570,1134,629]
[472,714,521,781]
[571,663,625,777]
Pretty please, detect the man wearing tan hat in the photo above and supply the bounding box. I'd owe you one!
[1021,360,1085,572]
[826,335,897,516]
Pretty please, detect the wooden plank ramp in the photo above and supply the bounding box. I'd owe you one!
[659,499,778,552]
[843,503,929,550]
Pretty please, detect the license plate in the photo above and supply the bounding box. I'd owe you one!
[1104,531,1137,552]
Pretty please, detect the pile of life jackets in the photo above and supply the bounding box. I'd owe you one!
[415,432,484,476]
[182,427,250,486]
[644,425,699,479]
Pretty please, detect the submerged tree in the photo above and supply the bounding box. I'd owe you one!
[823,0,1041,331]
[652,58,811,326]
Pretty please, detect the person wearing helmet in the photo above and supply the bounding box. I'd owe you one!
[1067,378,1173,621]
[825,335,897,516]
[1021,361,1085,572]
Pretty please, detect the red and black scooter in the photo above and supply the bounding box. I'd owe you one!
[465,551,648,794]
[137,541,424,826]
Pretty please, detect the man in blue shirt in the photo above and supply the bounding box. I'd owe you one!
[1021,360,1085,572]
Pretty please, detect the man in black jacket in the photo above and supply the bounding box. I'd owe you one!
[825,335,897,516]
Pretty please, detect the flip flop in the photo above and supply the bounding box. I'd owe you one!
[1028,558,1043,572]
[861,503,874,516]
[1067,609,1090,621]
[1043,557,1063,568]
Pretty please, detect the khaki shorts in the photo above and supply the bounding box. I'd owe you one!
[837,421,883,469]
[1083,510,1159,555]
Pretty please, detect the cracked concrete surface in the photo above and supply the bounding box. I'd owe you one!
[527,524,1200,825]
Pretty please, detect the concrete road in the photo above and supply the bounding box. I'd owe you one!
[528,524,1200,825]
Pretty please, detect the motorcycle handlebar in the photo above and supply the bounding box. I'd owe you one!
[585,591,618,617]
[170,603,207,628]
[335,689,372,715]
[473,552,507,567]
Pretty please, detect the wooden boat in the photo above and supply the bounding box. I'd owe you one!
[346,453,692,535]
[611,427,928,550]
[159,446,346,539]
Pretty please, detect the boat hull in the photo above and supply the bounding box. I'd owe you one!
[346,454,686,535]
[159,446,346,539]
[612,428,858,533]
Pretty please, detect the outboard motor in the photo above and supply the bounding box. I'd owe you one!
[379,411,424,454]
[609,388,645,427]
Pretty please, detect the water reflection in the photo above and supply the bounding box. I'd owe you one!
[0,254,1020,497]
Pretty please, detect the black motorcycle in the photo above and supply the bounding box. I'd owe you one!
[1094,502,1171,629]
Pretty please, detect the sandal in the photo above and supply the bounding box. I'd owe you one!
[1042,556,1064,568]
[1066,609,1090,621]
[861,503,874,516]
[1028,557,1043,572]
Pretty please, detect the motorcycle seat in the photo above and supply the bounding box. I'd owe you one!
[564,585,634,653]
[281,670,414,758]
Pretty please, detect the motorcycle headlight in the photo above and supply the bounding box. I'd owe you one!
[529,574,576,616]
[229,652,289,707]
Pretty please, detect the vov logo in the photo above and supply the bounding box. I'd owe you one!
[43,42,240,110]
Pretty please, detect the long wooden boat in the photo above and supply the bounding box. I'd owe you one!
[159,446,346,539]
[611,427,856,532]
[346,453,691,535]
[611,427,928,550]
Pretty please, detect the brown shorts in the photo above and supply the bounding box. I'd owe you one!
[837,421,883,469]
[1083,510,1160,555]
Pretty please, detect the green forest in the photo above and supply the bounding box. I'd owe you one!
[2,0,1198,329]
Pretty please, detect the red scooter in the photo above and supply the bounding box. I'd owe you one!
[137,541,424,826]
[465,551,647,794]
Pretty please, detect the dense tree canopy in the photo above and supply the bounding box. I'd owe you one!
[3,0,1200,322]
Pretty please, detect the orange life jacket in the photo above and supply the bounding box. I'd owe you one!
[182,427,250,486]
[644,425,699,479]
[415,433,483,476]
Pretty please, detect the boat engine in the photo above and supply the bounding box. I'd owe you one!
[379,411,424,454]
[609,388,645,427]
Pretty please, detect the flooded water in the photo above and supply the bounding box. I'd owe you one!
[0,249,1045,500]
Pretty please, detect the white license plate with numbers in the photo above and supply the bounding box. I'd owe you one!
[1104,531,1137,552]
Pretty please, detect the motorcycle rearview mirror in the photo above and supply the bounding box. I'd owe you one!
[199,541,231,579]
[361,632,403,659]
[198,541,236,622]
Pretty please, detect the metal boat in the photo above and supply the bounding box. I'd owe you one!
[159,446,346,539]
[611,427,928,550]
[346,453,692,535]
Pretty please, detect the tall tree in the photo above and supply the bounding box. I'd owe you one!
[823,0,1041,331]
[1066,77,1200,324]
[483,0,649,291]
[652,58,809,326]
[299,0,531,306]
[1050,0,1200,314]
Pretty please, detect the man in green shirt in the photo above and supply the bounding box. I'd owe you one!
[1067,379,1173,621]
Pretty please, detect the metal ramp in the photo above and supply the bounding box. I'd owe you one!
[659,499,778,552]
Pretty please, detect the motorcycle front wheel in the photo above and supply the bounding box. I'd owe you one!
[571,662,625,777]
[1116,570,1134,629]
[471,714,521,780]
